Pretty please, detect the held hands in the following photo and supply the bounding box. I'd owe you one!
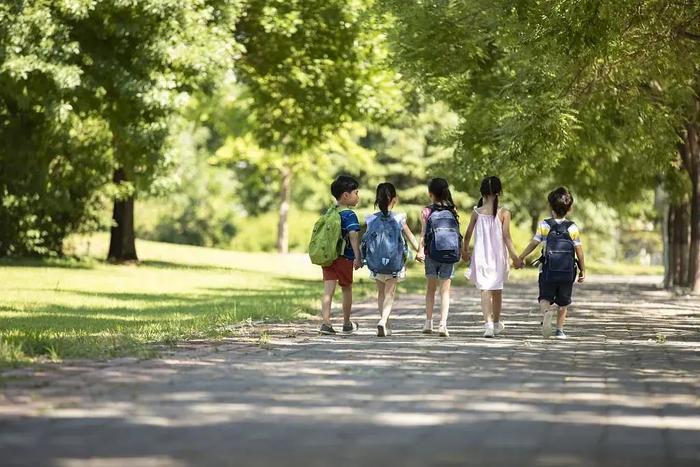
[461,249,470,264]
[578,271,585,283]
[353,257,363,270]
[415,252,425,263]
[512,256,524,269]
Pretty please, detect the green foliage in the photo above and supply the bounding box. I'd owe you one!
[235,0,402,154]
[382,0,700,205]
[0,0,243,256]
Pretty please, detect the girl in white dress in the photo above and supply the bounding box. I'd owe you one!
[463,176,522,337]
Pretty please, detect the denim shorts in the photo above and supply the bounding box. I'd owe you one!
[424,256,455,279]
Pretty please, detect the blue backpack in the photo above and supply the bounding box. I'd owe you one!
[541,218,578,282]
[425,205,462,264]
[361,213,406,274]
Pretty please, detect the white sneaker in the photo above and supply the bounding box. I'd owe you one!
[438,323,449,337]
[483,322,494,338]
[542,309,554,338]
[422,320,433,334]
[494,321,505,336]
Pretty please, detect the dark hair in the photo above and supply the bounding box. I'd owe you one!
[428,178,458,219]
[548,186,574,217]
[374,182,397,216]
[477,176,502,216]
[331,175,359,200]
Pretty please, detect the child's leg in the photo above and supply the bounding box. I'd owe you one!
[538,298,552,314]
[378,278,398,325]
[341,285,352,325]
[438,279,451,325]
[376,280,385,317]
[557,306,567,329]
[322,280,337,324]
[425,278,438,321]
[481,290,494,323]
[492,290,503,322]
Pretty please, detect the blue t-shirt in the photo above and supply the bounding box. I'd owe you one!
[339,209,360,259]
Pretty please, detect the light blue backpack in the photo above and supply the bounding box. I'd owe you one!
[361,213,406,274]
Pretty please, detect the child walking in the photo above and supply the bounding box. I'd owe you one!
[362,183,421,337]
[310,175,363,335]
[463,176,522,338]
[417,178,462,337]
[518,187,585,339]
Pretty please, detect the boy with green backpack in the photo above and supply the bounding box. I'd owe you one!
[308,175,362,335]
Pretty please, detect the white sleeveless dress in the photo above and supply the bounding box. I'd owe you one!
[467,207,509,290]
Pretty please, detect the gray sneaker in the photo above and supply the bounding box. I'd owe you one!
[342,321,359,333]
[319,323,336,335]
[555,329,567,339]
[542,309,554,338]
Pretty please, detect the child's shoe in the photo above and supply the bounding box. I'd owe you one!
[542,309,554,338]
[554,329,567,339]
[438,323,449,337]
[377,322,387,337]
[320,323,336,335]
[483,322,494,338]
[342,321,359,334]
[386,320,392,337]
[494,321,505,336]
[422,320,433,334]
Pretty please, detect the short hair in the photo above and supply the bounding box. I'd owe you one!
[548,187,574,217]
[331,175,359,200]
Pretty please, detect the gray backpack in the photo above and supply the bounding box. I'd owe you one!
[361,213,406,274]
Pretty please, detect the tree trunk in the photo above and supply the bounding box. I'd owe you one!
[670,202,690,287]
[276,165,292,254]
[107,168,138,262]
[529,209,539,235]
[686,123,700,292]
[664,203,673,288]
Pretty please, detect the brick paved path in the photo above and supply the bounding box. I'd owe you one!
[1,276,699,466]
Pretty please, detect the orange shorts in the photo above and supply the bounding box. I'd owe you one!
[322,257,354,287]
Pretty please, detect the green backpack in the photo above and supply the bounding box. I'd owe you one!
[308,206,350,266]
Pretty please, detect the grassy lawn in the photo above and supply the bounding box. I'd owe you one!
[0,234,662,367]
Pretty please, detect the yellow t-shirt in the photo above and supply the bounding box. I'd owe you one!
[533,218,582,249]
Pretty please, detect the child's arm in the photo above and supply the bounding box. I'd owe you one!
[462,211,477,263]
[519,239,541,263]
[500,210,523,268]
[575,245,585,282]
[402,223,422,256]
[348,231,362,269]
[416,210,427,261]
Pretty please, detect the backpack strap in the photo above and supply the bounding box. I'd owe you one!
[545,218,572,236]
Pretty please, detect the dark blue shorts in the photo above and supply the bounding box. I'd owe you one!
[538,274,574,307]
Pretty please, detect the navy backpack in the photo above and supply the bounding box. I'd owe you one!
[541,218,578,282]
[425,205,462,264]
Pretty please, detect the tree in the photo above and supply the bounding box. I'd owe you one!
[0,1,113,256]
[0,1,243,259]
[383,0,700,290]
[233,0,401,253]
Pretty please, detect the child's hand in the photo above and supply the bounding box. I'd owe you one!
[353,258,363,270]
[461,250,470,264]
[578,271,585,283]
[513,257,524,269]
[415,252,425,263]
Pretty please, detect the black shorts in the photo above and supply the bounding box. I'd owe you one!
[538,274,574,307]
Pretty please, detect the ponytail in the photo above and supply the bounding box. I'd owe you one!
[479,175,502,216]
[374,182,397,216]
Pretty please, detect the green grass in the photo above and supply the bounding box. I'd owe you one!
[0,233,662,367]
[0,235,378,367]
